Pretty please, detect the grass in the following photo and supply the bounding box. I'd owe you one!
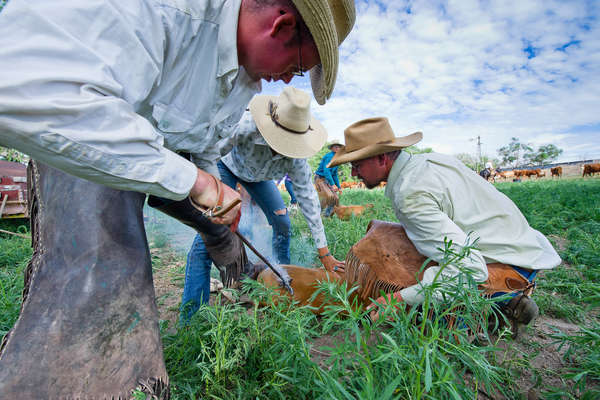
[0,219,31,341]
[1,178,599,398]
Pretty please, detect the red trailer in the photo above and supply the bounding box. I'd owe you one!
[0,160,28,219]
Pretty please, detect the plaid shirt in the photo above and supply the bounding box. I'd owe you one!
[221,112,327,247]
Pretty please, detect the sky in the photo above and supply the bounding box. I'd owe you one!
[262,0,600,164]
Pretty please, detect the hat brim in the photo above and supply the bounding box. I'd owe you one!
[249,95,328,159]
[292,1,338,105]
[327,132,423,167]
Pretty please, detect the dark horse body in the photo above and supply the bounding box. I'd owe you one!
[479,168,492,181]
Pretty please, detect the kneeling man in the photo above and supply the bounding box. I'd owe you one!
[327,117,561,325]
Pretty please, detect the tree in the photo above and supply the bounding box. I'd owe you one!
[404,145,433,154]
[455,153,500,171]
[455,153,478,171]
[497,137,532,167]
[523,144,563,166]
[0,147,28,164]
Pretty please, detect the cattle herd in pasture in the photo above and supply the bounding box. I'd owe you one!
[478,162,600,182]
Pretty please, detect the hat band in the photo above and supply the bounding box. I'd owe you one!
[269,101,312,135]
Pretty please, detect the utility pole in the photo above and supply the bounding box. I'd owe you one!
[469,136,482,171]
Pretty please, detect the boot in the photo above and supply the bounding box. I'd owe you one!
[147,195,250,287]
[0,161,169,399]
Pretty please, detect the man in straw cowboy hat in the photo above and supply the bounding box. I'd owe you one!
[328,117,561,328]
[180,86,345,322]
[315,140,344,216]
[0,0,355,397]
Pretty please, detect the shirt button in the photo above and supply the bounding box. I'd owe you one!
[160,120,170,130]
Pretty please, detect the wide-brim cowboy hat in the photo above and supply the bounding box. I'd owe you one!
[328,117,422,167]
[250,87,327,159]
[292,0,356,105]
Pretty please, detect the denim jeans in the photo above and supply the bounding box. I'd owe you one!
[284,178,297,204]
[180,161,291,322]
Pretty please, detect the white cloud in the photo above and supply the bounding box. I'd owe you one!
[263,0,600,164]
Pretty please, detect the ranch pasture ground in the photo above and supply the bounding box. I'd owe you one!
[1,177,599,399]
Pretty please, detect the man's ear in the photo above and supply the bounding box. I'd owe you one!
[270,11,297,40]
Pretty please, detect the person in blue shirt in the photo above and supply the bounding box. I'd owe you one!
[315,142,343,216]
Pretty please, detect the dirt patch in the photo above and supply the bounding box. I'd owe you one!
[479,315,582,399]
[151,247,241,331]
[547,234,568,253]
[151,248,185,330]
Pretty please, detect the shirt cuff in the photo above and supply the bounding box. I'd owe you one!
[156,150,198,200]
[400,284,426,306]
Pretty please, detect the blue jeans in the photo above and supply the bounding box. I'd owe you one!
[284,179,297,204]
[180,161,291,321]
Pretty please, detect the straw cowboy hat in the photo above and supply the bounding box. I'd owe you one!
[328,117,423,167]
[292,0,356,105]
[250,87,327,159]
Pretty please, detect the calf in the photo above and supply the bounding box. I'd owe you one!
[256,220,531,315]
[333,204,374,220]
[582,163,600,177]
[496,171,514,181]
[550,166,562,178]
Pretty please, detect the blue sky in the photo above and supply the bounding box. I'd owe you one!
[263,0,600,163]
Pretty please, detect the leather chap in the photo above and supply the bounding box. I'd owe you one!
[147,195,248,287]
[0,161,169,399]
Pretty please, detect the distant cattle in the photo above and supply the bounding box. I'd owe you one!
[550,166,562,178]
[333,204,374,220]
[496,170,514,181]
[582,163,600,177]
[514,169,544,179]
[340,181,365,189]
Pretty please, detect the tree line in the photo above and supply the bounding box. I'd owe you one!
[456,137,563,171]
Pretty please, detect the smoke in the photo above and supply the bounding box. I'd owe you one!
[143,203,196,255]
[142,192,320,271]
[238,197,275,264]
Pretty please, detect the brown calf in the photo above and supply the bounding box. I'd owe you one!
[333,204,374,220]
[550,166,562,178]
[496,171,514,181]
[257,220,531,314]
[582,163,600,177]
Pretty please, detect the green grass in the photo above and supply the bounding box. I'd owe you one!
[1,178,599,398]
[0,219,31,341]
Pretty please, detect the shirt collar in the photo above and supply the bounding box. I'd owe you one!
[217,0,242,79]
[385,151,412,197]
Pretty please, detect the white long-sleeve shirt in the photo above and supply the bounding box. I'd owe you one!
[385,152,561,305]
[221,112,327,247]
[0,0,260,200]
